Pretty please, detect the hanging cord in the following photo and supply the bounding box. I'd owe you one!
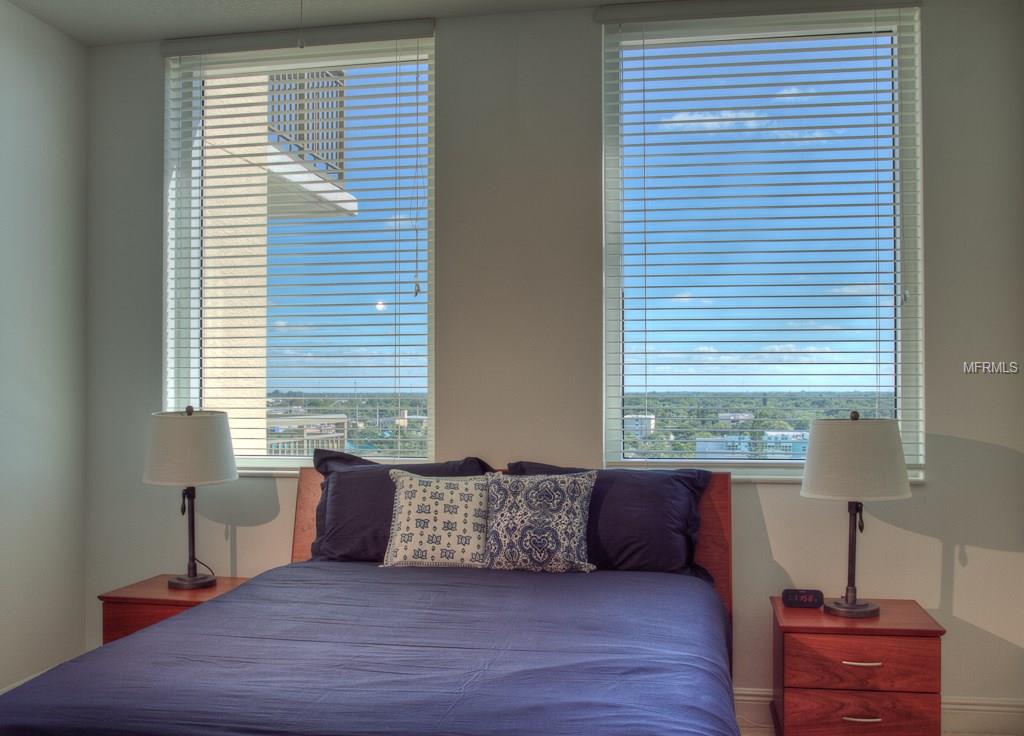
[640,23,651,465]
[178,489,215,578]
[194,557,216,577]
[872,7,882,419]
[413,36,424,298]
[297,0,305,49]
[393,40,403,459]
[735,713,774,730]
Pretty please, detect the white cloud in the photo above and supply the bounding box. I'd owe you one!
[661,104,835,142]
[830,285,879,295]
[777,85,817,98]
[674,291,715,305]
[762,344,839,364]
[785,319,829,328]
[270,320,317,333]
[764,343,834,353]
[768,127,830,140]
[661,109,766,131]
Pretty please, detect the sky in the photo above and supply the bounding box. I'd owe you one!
[266,60,430,398]
[259,32,909,407]
[615,32,905,396]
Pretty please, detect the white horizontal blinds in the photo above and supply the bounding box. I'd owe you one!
[603,8,922,467]
[165,37,434,462]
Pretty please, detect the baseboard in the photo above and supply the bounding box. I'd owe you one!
[734,688,1024,735]
[734,688,776,732]
[942,695,1024,735]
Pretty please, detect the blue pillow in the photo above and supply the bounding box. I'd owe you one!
[486,472,597,573]
[311,450,494,561]
[506,461,710,574]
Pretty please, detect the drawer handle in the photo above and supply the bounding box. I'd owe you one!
[843,716,883,724]
[841,660,883,667]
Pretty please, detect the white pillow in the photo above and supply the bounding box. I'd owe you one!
[383,470,489,568]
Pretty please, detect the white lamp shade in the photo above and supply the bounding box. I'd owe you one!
[800,418,911,502]
[143,410,238,487]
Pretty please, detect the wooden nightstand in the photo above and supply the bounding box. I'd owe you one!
[98,575,248,644]
[771,597,945,735]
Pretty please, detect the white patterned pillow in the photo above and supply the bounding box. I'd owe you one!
[383,471,489,568]
[485,471,597,573]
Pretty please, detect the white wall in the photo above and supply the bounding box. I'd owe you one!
[434,11,604,466]
[0,0,87,690]
[80,0,1023,727]
[82,41,302,653]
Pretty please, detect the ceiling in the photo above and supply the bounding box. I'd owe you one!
[9,0,636,47]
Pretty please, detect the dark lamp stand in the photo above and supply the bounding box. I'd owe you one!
[168,486,216,590]
[824,501,879,618]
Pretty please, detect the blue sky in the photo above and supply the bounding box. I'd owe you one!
[261,33,903,400]
[266,60,430,396]
[616,32,901,395]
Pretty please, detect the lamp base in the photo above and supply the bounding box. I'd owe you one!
[825,597,880,618]
[167,574,216,590]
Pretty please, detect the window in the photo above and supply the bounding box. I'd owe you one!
[165,36,434,465]
[602,9,922,471]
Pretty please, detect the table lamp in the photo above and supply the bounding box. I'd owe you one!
[800,411,911,617]
[143,406,237,589]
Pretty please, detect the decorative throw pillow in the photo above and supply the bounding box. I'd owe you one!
[383,471,490,568]
[485,471,597,573]
[507,461,710,574]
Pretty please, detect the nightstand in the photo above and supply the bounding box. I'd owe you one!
[771,597,945,735]
[98,574,248,644]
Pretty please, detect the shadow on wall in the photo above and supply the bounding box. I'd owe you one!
[730,481,795,688]
[870,433,1024,677]
[195,476,281,576]
[746,433,1023,698]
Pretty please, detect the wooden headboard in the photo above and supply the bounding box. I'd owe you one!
[292,469,732,621]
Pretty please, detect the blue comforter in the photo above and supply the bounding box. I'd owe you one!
[0,562,738,735]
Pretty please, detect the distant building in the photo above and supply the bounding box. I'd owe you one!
[718,412,754,424]
[267,414,348,455]
[391,409,428,429]
[696,435,752,459]
[267,402,307,416]
[763,431,809,460]
[623,414,656,438]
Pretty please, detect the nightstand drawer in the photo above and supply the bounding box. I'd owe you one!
[785,633,940,692]
[783,688,939,736]
[99,575,249,644]
[103,602,189,643]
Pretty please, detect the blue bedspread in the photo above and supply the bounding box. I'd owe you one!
[0,562,738,735]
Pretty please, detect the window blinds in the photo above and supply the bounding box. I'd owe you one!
[165,36,434,463]
[602,8,922,469]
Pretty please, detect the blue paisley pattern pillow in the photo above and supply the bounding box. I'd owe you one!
[485,471,597,573]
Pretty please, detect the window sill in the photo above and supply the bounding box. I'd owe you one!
[604,459,926,485]
[235,455,433,478]
[236,458,925,485]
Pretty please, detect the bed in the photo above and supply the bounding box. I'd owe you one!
[0,469,737,736]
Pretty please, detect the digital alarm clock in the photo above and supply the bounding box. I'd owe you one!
[782,588,825,609]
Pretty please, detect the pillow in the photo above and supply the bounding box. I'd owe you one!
[506,461,710,574]
[311,450,494,561]
[312,449,383,472]
[485,471,597,573]
[383,471,489,568]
